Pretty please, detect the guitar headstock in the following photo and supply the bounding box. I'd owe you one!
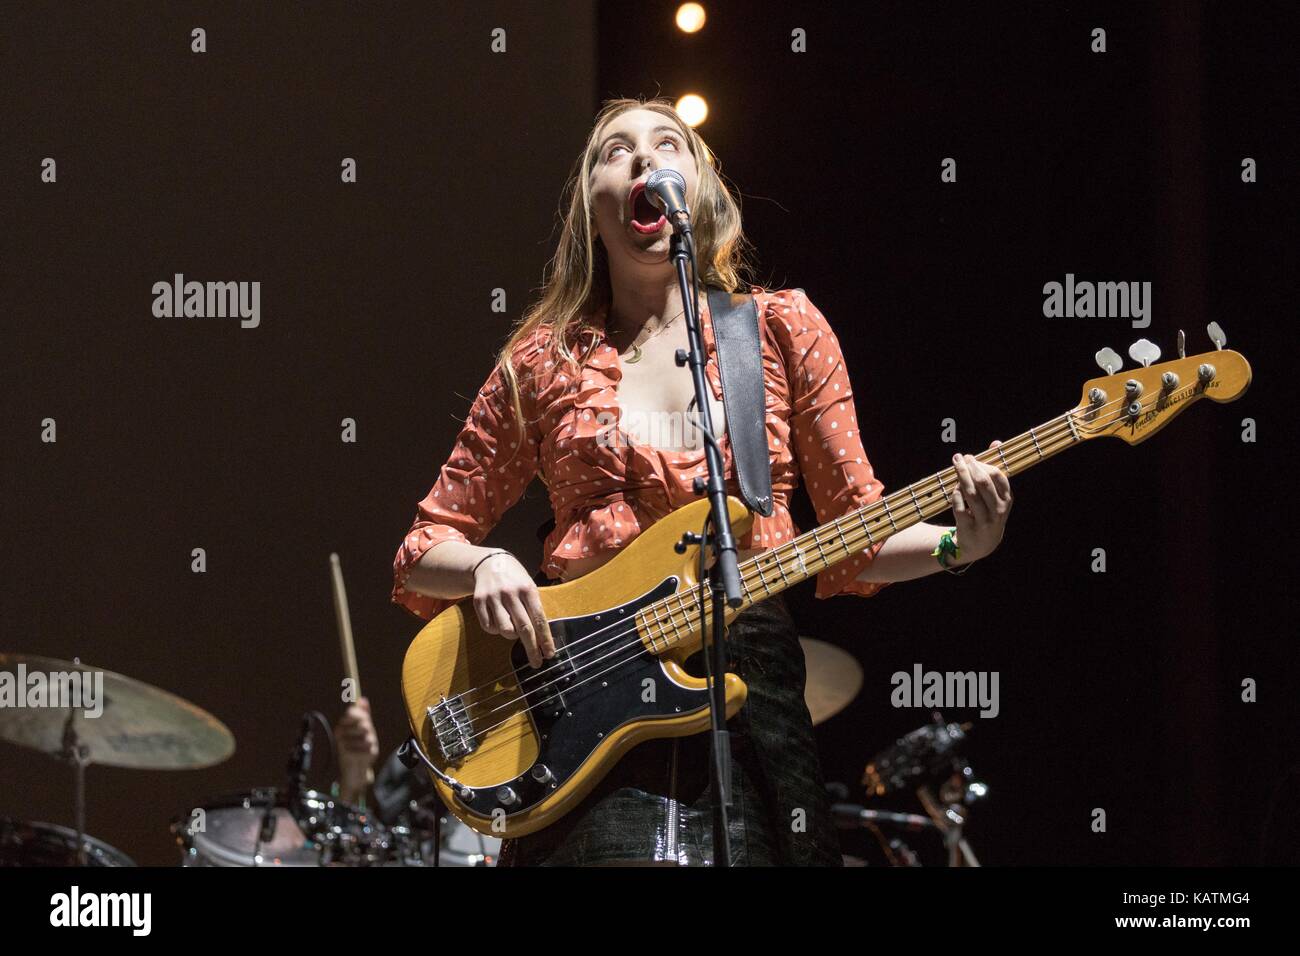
[1073,328,1252,445]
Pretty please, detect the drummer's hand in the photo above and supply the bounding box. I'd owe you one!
[335,697,378,803]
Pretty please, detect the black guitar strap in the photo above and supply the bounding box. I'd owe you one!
[706,286,775,517]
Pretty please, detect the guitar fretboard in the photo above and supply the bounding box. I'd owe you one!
[638,405,1088,651]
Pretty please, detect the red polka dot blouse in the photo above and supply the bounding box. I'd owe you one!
[393,287,891,621]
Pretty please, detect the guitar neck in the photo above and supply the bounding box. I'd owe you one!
[731,405,1086,611]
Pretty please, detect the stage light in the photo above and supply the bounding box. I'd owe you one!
[676,4,707,34]
[674,94,708,128]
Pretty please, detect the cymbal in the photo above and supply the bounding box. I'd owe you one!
[798,638,863,726]
[0,653,234,770]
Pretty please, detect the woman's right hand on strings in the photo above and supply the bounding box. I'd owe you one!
[472,551,556,668]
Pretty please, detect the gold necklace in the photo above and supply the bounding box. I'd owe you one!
[613,309,684,364]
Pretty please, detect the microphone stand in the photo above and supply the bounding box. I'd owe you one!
[277,714,313,861]
[665,221,745,868]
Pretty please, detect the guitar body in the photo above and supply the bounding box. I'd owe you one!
[401,496,754,838]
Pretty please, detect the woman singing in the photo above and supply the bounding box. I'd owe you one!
[391,97,1014,866]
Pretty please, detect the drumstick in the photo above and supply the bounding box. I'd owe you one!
[329,552,374,787]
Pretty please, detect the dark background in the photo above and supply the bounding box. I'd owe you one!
[2,1,1294,866]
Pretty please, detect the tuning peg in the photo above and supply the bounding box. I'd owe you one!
[1128,338,1161,368]
[1207,321,1226,350]
[1177,329,1186,359]
[1095,347,1123,374]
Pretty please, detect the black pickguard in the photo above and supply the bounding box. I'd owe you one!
[447,576,714,820]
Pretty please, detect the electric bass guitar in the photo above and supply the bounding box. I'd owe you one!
[400,331,1251,837]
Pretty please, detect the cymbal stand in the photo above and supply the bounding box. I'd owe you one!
[916,779,981,867]
[60,708,90,866]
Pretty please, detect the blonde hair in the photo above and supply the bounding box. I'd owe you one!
[493,96,768,440]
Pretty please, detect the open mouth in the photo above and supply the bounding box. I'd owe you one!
[628,182,667,233]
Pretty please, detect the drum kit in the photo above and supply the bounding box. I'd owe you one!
[0,651,499,868]
[0,554,499,868]
[0,615,982,868]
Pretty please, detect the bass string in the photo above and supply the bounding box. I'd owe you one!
[437,390,1107,719]
[456,366,1215,759]
[444,375,1197,743]
[442,417,1067,735]
[457,423,1083,748]
[439,385,1138,738]
[444,393,1119,746]
[619,377,1191,656]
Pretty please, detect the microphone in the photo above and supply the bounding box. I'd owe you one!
[284,713,315,822]
[645,168,691,234]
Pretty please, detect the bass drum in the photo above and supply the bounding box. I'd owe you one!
[0,817,136,867]
[173,788,390,867]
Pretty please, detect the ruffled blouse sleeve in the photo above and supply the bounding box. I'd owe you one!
[773,289,891,599]
[392,339,544,621]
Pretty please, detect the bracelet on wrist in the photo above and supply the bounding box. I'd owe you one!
[471,550,511,577]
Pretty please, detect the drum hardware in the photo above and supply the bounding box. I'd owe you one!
[833,713,988,866]
[61,706,91,866]
[284,712,319,844]
[917,778,982,868]
[862,713,974,797]
[291,789,392,866]
[862,820,925,868]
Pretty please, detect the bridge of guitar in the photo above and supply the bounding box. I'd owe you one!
[427,695,479,761]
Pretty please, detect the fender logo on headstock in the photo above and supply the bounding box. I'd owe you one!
[1127,379,1217,433]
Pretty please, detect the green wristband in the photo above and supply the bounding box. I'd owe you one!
[931,527,960,567]
[931,527,973,576]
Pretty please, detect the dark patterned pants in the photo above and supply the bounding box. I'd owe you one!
[498,592,844,866]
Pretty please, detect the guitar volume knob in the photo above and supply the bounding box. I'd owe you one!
[496,786,520,807]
